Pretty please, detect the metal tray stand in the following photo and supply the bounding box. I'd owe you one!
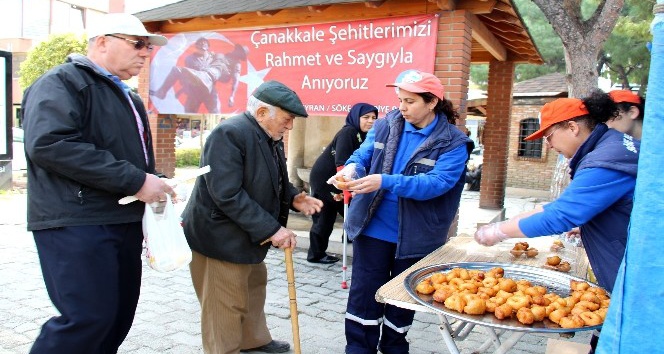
[404,262,606,333]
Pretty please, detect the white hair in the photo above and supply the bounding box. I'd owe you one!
[247,95,277,117]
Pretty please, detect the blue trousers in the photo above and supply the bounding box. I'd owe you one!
[345,236,420,354]
[30,223,144,354]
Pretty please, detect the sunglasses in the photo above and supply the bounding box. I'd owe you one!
[106,34,154,51]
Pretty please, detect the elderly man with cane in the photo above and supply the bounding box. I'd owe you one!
[181,80,321,354]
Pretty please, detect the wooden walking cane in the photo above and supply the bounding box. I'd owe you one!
[285,247,302,354]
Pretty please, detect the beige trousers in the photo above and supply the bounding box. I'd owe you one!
[190,251,272,354]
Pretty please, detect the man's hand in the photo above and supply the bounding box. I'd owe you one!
[292,192,323,216]
[474,222,510,246]
[269,226,297,249]
[347,174,381,194]
[134,173,175,204]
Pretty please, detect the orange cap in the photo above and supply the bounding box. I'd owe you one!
[609,90,641,105]
[525,98,590,141]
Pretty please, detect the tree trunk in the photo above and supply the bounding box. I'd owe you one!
[532,0,625,98]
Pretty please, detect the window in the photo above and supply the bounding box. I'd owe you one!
[517,118,543,158]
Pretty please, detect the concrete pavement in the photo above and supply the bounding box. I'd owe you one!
[0,187,592,353]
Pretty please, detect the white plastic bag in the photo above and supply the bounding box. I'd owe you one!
[142,194,192,272]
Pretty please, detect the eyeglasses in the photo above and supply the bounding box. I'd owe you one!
[106,34,154,52]
[543,125,561,145]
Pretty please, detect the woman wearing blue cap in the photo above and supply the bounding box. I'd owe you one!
[307,103,378,263]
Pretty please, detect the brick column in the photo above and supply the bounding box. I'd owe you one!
[436,11,472,237]
[435,10,472,130]
[480,60,515,209]
[137,60,176,178]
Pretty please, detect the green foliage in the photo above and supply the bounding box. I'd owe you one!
[18,33,87,89]
[175,148,201,167]
[600,0,654,94]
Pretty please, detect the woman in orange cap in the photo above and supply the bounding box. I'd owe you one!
[474,90,640,294]
[607,89,645,140]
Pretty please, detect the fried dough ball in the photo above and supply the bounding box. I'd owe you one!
[531,295,551,306]
[448,278,465,287]
[570,280,590,292]
[548,308,570,324]
[595,308,608,320]
[495,290,513,301]
[446,268,462,281]
[506,295,531,311]
[579,311,603,326]
[516,307,535,325]
[526,248,539,258]
[482,277,499,288]
[547,255,562,266]
[516,280,532,292]
[477,286,498,297]
[510,249,525,257]
[551,239,565,252]
[600,299,611,309]
[486,267,505,279]
[579,292,601,304]
[334,175,349,189]
[494,303,514,320]
[524,285,546,297]
[571,305,589,316]
[463,295,487,315]
[576,300,600,311]
[430,273,447,285]
[498,278,518,292]
[458,282,480,293]
[557,261,571,272]
[432,287,456,303]
[530,305,547,322]
[470,271,485,281]
[559,315,585,328]
[458,268,471,280]
[513,242,529,251]
[415,280,435,295]
[444,294,466,313]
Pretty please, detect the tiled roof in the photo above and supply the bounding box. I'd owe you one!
[513,72,568,97]
[134,0,368,22]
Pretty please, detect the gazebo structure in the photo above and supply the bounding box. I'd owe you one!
[134,0,543,213]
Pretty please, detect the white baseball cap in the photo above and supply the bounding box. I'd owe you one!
[87,13,167,46]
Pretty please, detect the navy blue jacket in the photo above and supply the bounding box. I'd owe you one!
[344,110,468,258]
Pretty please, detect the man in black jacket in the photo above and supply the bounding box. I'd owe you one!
[182,81,322,353]
[21,13,173,354]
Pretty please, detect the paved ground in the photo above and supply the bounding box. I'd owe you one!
[0,183,592,353]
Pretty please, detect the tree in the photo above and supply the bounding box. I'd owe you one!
[19,33,87,89]
[599,0,654,96]
[531,0,624,97]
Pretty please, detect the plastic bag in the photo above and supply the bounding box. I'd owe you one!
[142,194,192,272]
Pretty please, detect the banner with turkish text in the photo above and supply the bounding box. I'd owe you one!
[149,14,438,116]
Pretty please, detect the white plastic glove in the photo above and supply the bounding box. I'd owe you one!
[474,222,509,246]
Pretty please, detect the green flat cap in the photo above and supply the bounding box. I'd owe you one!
[252,80,308,118]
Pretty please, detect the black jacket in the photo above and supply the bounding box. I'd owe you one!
[22,54,154,231]
[181,112,300,264]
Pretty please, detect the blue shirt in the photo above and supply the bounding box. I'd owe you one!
[350,117,467,243]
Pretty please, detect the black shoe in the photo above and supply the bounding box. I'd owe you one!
[308,255,340,264]
[241,339,290,353]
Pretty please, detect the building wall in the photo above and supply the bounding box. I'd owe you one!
[506,97,559,192]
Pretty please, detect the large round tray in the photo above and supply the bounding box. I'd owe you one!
[404,262,606,333]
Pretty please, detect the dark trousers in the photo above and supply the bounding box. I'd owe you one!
[308,190,344,261]
[30,223,144,354]
[345,236,420,354]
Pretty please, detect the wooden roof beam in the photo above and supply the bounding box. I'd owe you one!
[257,10,281,17]
[429,0,457,11]
[456,0,498,14]
[167,18,193,24]
[307,5,331,13]
[468,13,506,61]
[210,14,236,21]
[364,1,386,8]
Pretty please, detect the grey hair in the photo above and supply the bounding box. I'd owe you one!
[247,95,277,117]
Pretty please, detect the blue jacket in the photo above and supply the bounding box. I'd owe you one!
[520,124,639,291]
[344,110,469,258]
